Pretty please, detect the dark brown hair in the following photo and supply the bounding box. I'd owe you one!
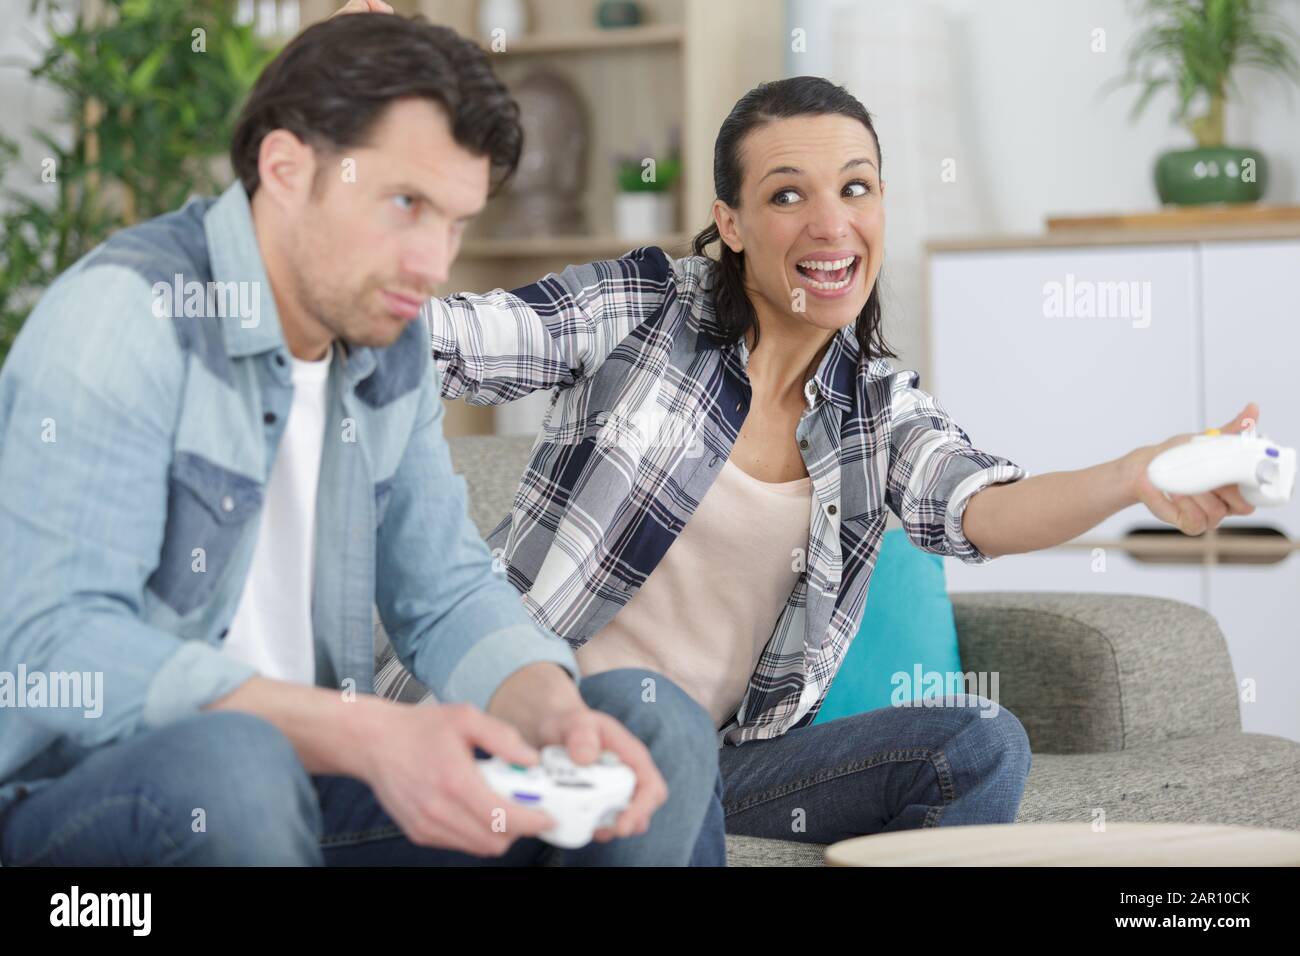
[230,13,521,197]
[691,76,897,363]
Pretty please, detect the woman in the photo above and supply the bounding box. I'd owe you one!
[424,76,1256,863]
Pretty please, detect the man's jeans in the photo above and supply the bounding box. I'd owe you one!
[689,694,1033,863]
[0,669,723,866]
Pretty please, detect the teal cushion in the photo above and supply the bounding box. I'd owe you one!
[812,528,963,723]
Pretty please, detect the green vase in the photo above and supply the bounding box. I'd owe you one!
[1154,146,1267,205]
[596,1,642,28]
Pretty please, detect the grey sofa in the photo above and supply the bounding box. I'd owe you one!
[374,434,1300,866]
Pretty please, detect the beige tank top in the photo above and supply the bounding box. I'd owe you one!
[576,457,813,728]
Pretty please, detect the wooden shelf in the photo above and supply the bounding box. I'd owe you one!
[1047,204,1300,232]
[1057,534,1298,564]
[477,23,684,56]
[459,232,694,259]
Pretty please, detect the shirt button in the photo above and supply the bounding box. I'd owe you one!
[735,401,744,413]
[827,504,837,515]
[219,627,229,640]
[263,411,277,425]
[221,495,235,513]
[274,353,286,368]
[799,439,809,450]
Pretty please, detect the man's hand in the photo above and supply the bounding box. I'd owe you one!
[331,0,394,17]
[533,700,669,843]
[488,663,670,844]
[356,698,557,857]
[1125,402,1260,535]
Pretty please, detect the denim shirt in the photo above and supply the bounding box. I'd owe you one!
[0,181,579,823]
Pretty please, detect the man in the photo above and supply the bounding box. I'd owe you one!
[0,12,720,866]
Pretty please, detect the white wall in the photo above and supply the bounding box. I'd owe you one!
[785,0,1300,378]
[0,0,71,207]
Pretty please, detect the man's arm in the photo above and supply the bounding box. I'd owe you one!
[0,265,260,746]
[373,342,582,728]
[204,675,382,775]
[426,246,676,404]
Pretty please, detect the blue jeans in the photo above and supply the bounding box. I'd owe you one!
[689,694,1033,863]
[0,668,723,866]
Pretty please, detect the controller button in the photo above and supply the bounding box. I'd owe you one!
[1267,448,1279,457]
[1204,428,1220,436]
[511,792,542,803]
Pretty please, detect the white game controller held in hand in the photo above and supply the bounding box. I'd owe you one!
[478,745,636,849]
[1146,424,1296,508]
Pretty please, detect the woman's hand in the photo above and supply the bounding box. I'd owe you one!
[331,0,394,17]
[1124,402,1260,534]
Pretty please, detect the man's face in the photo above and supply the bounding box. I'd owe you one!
[285,96,489,349]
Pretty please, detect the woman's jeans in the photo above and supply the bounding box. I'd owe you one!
[689,694,1033,864]
[0,668,721,866]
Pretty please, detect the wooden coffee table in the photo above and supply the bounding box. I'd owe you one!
[824,822,1300,866]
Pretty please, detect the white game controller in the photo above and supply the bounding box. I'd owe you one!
[478,745,636,849]
[1147,424,1296,507]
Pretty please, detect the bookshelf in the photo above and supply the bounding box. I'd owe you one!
[334,0,785,435]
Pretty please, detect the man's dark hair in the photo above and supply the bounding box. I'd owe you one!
[230,14,522,197]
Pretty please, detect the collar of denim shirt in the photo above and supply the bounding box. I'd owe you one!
[202,180,379,386]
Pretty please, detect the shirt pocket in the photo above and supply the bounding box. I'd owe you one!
[147,452,263,617]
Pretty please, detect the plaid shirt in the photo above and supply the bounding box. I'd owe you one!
[426,246,1028,745]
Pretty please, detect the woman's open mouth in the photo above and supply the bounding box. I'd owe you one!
[794,254,861,298]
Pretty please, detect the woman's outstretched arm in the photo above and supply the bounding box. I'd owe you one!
[424,246,676,405]
[961,403,1260,558]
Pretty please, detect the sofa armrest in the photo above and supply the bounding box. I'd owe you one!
[950,591,1241,754]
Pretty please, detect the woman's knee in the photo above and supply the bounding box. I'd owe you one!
[953,696,1032,778]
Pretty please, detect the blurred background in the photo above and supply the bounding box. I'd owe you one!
[3,0,1300,740]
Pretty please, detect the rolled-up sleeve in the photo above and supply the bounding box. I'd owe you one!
[884,369,1028,564]
[426,245,676,405]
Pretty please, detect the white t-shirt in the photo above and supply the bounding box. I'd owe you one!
[221,348,333,685]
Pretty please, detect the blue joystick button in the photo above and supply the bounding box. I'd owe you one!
[511,792,542,803]
[1267,448,1279,457]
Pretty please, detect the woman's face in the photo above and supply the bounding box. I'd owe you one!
[714,113,884,338]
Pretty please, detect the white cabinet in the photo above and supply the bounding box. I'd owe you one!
[928,245,1201,542]
[1200,240,1300,540]
[928,232,1300,743]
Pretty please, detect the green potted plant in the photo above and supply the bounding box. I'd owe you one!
[0,0,272,365]
[613,147,681,241]
[1109,0,1300,205]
